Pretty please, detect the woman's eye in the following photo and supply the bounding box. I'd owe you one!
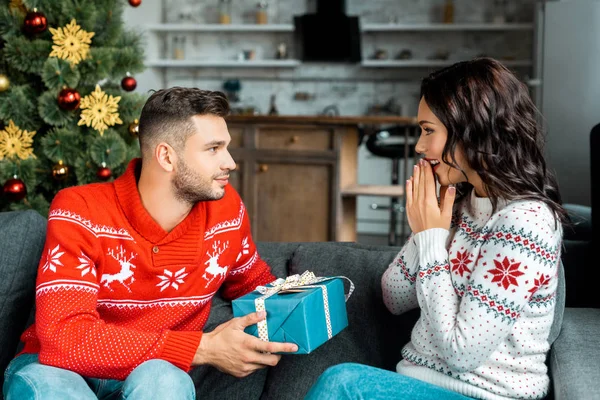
[424,128,434,135]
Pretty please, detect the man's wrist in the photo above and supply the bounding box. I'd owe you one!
[193,332,212,366]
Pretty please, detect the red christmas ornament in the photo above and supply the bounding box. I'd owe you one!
[23,10,48,35]
[57,87,81,111]
[96,164,112,181]
[3,177,27,202]
[128,0,142,7]
[121,76,137,92]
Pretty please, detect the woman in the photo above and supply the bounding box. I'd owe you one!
[306,57,567,400]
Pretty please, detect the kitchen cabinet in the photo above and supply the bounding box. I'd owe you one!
[225,115,414,242]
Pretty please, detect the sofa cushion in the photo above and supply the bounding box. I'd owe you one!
[550,308,600,400]
[260,242,418,400]
[0,211,46,395]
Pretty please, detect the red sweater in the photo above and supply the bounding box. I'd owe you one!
[20,158,275,380]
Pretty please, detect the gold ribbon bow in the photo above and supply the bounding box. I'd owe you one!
[253,271,354,342]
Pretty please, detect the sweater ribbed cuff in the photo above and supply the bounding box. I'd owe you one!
[159,330,203,372]
[413,228,449,266]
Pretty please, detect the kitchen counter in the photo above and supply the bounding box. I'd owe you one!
[226,114,418,126]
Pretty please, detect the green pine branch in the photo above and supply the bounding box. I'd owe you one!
[38,127,82,166]
[4,37,52,74]
[0,84,43,130]
[41,58,80,90]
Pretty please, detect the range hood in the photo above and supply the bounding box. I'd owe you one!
[293,0,362,63]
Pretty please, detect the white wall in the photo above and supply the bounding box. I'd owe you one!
[123,0,537,235]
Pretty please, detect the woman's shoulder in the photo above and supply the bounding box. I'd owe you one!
[494,199,561,235]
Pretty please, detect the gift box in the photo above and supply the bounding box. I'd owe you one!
[232,272,352,354]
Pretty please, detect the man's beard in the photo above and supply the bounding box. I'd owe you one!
[172,158,226,205]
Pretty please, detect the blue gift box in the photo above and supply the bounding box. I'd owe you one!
[232,277,349,354]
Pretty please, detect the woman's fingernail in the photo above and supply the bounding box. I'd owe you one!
[448,186,456,194]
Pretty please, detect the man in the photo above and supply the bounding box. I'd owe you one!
[3,88,298,399]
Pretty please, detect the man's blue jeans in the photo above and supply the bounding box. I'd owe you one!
[3,354,195,400]
[305,363,475,400]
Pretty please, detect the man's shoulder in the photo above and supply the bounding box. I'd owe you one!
[50,181,117,212]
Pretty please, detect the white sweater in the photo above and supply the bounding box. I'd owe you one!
[382,191,562,400]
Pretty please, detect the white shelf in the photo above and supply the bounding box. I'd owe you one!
[145,22,533,33]
[146,59,300,68]
[361,59,533,68]
[145,23,294,32]
[361,23,534,32]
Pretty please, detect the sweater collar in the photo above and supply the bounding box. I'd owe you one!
[467,189,508,223]
[114,158,204,244]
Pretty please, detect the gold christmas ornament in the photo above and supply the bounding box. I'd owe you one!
[49,19,94,66]
[52,160,69,181]
[0,74,10,92]
[128,119,139,137]
[0,120,36,161]
[77,85,122,135]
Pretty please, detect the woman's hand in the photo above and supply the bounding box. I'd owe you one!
[406,159,456,234]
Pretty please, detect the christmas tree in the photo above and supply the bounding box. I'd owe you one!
[0,0,147,216]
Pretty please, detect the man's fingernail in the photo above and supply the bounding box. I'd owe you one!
[257,311,266,319]
[291,345,298,352]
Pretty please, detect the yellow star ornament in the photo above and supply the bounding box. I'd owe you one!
[49,19,94,66]
[9,0,27,15]
[0,120,36,161]
[78,85,123,136]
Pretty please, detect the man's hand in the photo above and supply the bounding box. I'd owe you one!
[193,311,298,378]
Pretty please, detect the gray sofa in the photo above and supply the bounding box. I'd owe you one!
[1,210,599,400]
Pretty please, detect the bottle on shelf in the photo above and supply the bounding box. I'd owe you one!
[172,36,185,60]
[491,0,507,24]
[219,0,232,24]
[256,1,268,25]
[268,94,279,115]
[443,0,454,24]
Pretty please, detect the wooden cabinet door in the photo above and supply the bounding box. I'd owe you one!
[228,161,243,198]
[254,162,333,242]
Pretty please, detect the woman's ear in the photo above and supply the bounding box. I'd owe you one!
[155,142,177,172]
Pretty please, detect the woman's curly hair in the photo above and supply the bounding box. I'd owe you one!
[420,57,568,225]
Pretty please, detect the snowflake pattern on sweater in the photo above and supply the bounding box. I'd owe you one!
[19,159,275,380]
[382,191,562,400]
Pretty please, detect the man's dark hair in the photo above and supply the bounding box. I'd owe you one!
[138,87,230,155]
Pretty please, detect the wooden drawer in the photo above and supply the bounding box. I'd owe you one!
[257,128,333,151]
[228,126,244,149]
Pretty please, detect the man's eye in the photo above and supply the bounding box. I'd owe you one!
[208,147,218,152]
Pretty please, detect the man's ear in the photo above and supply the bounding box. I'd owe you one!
[155,142,177,172]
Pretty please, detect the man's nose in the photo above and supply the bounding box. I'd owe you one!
[222,150,236,171]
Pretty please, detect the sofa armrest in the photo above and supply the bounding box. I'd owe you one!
[550,308,600,400]
[0,210,46,395]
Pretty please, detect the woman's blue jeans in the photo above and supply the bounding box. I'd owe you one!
[3,354,195,400]
[305,363,475,400]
